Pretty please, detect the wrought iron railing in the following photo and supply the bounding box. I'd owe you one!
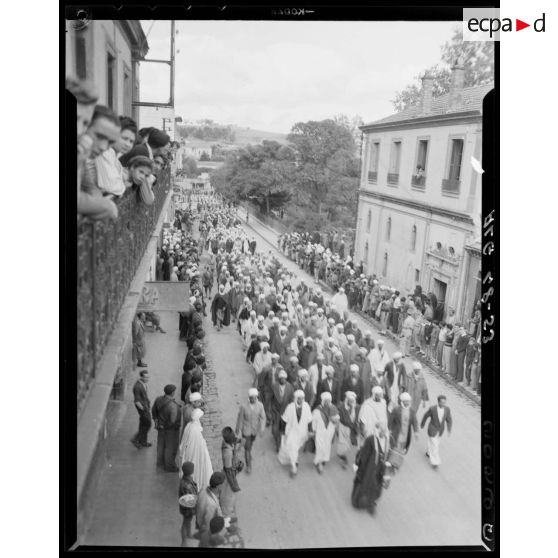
[77,168,172,411]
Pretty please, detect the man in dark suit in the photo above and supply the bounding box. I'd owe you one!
[131,370,152,449]
[316,366,341,408]
[420,395,453,468]
[270,370,294,452]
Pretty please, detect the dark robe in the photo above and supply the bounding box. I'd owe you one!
[337,402,361,446]
[341,377,364,405]
[210,294,231,326]
[388,405,418,452]
[351,434,387,511]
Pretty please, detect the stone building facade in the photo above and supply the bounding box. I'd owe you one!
[355,61,491,323]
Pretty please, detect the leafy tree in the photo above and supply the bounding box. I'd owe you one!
[391,27,494,112]
[333,114,364,153]
[183,156,198,178]
[211,142,295,214]
[288,119,358,220]
[199,151,210,162]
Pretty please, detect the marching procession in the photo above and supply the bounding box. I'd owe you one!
[129,192,458,547]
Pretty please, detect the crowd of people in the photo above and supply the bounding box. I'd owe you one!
[278,232,482,395]
[130,194,458,541]
[68,75,180,222]
[130,194,250,548]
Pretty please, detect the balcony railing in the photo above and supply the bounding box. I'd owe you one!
[387,172,399,185]
[411,174,426,188]
[77,168,172,411]
[442,178,461,195]
[367,171,377,182]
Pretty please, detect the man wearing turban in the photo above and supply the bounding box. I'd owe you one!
[388,392,419,455]
[277,390,313,478]
[311,392,340,474]
[358,385,388,444]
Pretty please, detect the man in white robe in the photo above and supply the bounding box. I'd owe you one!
[332,287,349,320]
[252,342,272,386]
[311,392,340,474]
[314,329,325,357]
[367,339,391,379]
[358,386,388,445]
[177,408,213,490]
[277,390,312,478]
[335,323,348,350]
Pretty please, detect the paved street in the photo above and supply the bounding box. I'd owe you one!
[82,215,482,548]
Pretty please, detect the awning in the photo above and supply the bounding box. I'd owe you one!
[136,281,191,312]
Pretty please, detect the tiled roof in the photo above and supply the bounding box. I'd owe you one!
[363,83,494,127]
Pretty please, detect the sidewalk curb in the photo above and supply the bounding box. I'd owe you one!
[246,214,481,408]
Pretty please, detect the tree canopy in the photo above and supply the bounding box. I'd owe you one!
[182,156,198,178]
[212,118,360,230]
[391,27,494,112]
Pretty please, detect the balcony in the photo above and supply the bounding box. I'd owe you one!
[387,172,399,185]
[367,171,377,183]
[411,174,426,189]
[442,178,461,196]
[77,168,172,411]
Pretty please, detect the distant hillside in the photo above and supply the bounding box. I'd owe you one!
[231,126,289,146]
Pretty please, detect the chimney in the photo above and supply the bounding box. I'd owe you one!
[449,55,465,109]
[420,73,434,115]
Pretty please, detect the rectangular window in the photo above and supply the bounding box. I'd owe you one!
[123,66,132,117]
[388,141,401,185]
[368,141,379,182]
[449,139,464,181]
[107,51,116,110]
[442,138,464,194]
[412,139,428,188]
[415,269,420,283]
[75,35,87,80]
[417,140,428,170]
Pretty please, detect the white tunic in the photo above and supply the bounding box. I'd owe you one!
[358,397,388,439]
[278,402,312,468]
[368,348,391,376]
[311,408,337,465]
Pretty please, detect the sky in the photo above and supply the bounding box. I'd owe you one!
[139,20,460,134]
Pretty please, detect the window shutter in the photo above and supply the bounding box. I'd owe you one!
[75,35,87,80]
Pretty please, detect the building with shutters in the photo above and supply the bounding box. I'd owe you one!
[65,19,148,121]
[66,18,179,539]
[354,59,492,323]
